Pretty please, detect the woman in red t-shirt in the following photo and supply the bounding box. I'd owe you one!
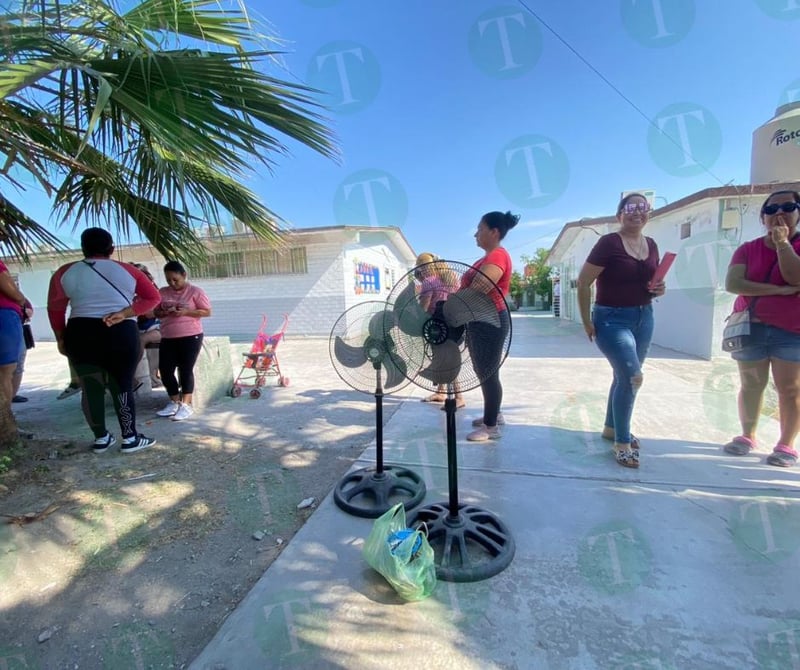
[462,211,518,442]
[723,189,800,468]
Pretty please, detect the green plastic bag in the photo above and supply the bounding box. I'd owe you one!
[362,503,437,601]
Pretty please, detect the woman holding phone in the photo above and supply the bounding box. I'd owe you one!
[576,193,666,469]
[155,261,211,421]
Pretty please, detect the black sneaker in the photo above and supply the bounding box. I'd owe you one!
[12,395,28,403]
[93,432,117,453]
[120,434,156,454]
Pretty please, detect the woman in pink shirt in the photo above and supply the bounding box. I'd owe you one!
[0,259,29,439]
[154,261,212,421]
[723,189,800,468]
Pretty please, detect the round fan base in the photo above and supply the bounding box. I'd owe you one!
[409,502,515,582]
[333,466,426,518]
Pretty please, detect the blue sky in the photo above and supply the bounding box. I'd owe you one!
[246,0,800,270]
[19,0,800,270]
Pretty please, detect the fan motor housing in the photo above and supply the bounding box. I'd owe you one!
[422,317,449,345]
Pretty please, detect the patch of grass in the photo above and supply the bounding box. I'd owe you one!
[0,443,26,475]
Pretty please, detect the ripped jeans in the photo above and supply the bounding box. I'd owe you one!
[592,304,654,445]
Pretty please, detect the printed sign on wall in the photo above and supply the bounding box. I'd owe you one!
[354,260,380,295]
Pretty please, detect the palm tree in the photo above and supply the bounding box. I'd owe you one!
[0,0,338,448]
[0,0,337,263]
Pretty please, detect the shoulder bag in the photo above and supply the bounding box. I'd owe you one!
[722,258,780,353]
[83,260,132,308]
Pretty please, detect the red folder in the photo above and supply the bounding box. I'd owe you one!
[648,251,676,288]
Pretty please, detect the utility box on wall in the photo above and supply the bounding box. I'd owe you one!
[720,199,741,230]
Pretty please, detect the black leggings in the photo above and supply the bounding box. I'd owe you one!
[65,318,140,440]
[466,310,510,427]
[159,334,204,397]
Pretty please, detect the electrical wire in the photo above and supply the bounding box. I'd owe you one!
[515,0,739,194]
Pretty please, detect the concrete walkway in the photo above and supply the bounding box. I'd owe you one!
[188,313,800,670]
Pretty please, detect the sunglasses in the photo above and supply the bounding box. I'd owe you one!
[622,202,650,214]
[763,202,800,215]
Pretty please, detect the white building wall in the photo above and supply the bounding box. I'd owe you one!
[201,242,348,339]
[552,194,768,360]
[10,228,416,342]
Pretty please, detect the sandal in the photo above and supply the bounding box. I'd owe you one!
[440,397,466,410]
[723,435,756,456]
[766,444,798,468]
[602,433,640,450]
[614,446,639,469]
[421,393,446,403]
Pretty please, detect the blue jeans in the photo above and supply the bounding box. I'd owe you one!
[731,322,800,362]
[592,304,654,445]
[0,308,22,365]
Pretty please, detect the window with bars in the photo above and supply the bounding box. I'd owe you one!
[250,247,308,275]
[189,247,308,279]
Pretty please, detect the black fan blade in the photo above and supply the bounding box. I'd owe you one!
[333,336,368,369]
[443,288,500,328]
[383,355,408,389]
[419,340,462,384]
[368,309,394,341]
[394,282,429,335]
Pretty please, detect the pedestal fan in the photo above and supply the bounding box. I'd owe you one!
[329,301,426,518]
[387,260,515,582]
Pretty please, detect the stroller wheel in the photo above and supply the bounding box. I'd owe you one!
[230,385,242,398]
[249,388,262,399]
[279,377,290,387]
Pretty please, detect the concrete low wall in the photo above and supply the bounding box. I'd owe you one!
[135,336,234,410]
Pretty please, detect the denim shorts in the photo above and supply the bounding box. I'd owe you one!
[732,321,800,362]
[0,308,22,365]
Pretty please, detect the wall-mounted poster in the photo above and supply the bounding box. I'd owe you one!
[354,260,380,295]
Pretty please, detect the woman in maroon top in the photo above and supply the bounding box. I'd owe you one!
[577,193,666,468]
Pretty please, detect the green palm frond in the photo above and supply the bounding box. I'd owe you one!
[0,0,338,264]
[0,194,66,261]
[123,0,260,48]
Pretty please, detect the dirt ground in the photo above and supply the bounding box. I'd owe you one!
[0,338,401,669]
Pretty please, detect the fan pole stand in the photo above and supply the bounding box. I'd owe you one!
[409,395,515,582]
[334,367,426,518]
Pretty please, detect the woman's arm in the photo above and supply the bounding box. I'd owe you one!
[174,307,211,318]
[775,242,800,286]
[418,288,432,314]
[576,262,603,341]
[467,263,504,294]
[0,270,26,308]
[725,264,800,296]
[174,286,212,318]
[103,305,136,327]
[47,267,70,355]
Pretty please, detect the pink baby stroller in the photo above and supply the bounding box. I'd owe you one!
[230,314,289,398]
